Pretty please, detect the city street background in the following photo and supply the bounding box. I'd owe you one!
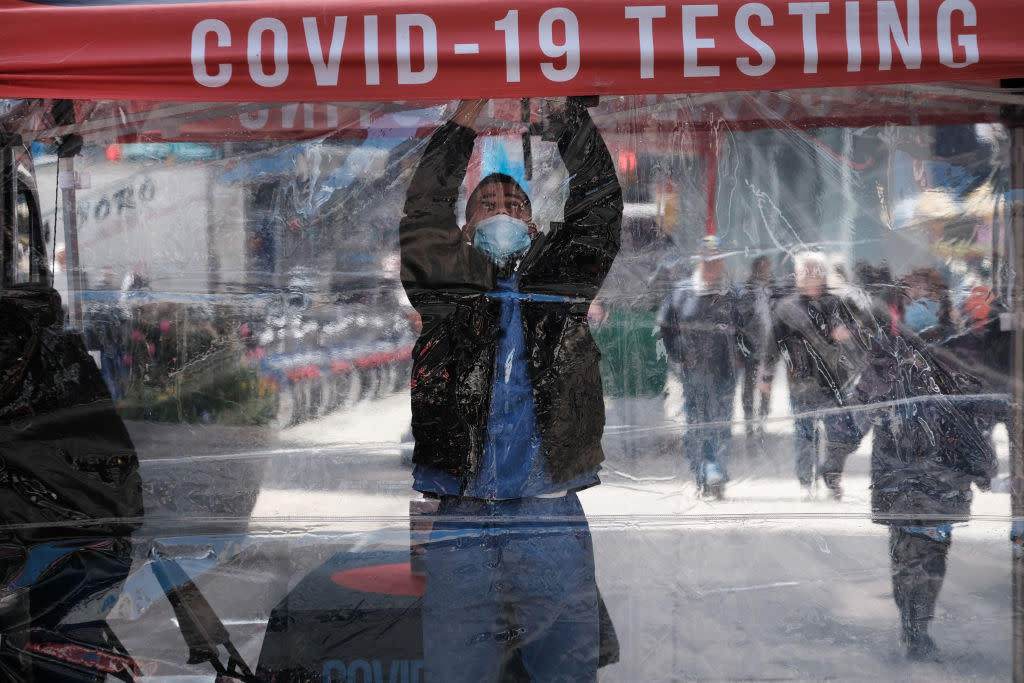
[119,373,1015,681]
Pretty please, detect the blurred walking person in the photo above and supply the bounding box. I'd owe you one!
[900,267,957,341]
[735,255,779,457]
[772,252,864,500]
[658,240,743,498]
[855,278,996,661]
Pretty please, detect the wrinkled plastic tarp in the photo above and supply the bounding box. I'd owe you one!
[1,88,1021,681]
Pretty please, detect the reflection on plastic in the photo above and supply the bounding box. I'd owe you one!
[0,89,1019,679]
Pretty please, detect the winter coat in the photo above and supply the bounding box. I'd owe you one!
[658,282,742,380]
[0,284,143,544]
[855,320,997,526]
[772,291,866,406]
[399,103,622,483]
[734,280,780,374]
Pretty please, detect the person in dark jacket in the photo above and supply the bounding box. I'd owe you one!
[1,284,144,681]
[658,244,743,498]
[772,252,865,499]
[400,98,622,681]
[855,287,996,661]
[735,255,779,457]
[900,267,956,342]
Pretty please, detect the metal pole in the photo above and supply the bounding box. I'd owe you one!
[705,125,720,237]
[840,128,855,267]
[58,154,84,328]
[206,165,219,294]
[1005,88,1024,683]
[52,101,84,328]
[0,140,14,287]
[521,98,532,181]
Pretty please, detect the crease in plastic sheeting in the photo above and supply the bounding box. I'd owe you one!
[0,90,1019,681]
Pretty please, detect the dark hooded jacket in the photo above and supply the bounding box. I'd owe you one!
[658,280,743,379]
[0,284,143,544]
[399,102,622,483]
[772,290,866,407]
[855,312,997,526]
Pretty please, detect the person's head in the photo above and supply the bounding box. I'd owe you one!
[901,266,952,331]
[463,173,535,243]
[749,255,771,282]
[696,234,725,284]
[903,267,946,302]
[793,252,827,298]
[855,259,899,307]
[700,257,726,286]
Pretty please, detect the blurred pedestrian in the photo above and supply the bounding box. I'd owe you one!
[735,255,779,456]
[932,278,1015,505]
[772,252,864,500]
[900,267,957,342]
[658,238,742,498]
[855,286,996,661]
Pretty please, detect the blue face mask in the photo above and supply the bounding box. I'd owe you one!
[904,297,940,332]
[472,214,532,265]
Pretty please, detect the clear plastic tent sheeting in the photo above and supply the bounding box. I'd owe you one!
[1,87,1021,681]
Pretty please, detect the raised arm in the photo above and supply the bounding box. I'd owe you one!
[399,101,495,307]
[520,98,622,298]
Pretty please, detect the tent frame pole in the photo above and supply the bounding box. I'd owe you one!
[1003,80,1024,683]
[0,137,14,288]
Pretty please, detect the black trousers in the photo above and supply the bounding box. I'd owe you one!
[740,357,770,432]
[888,526,951,638]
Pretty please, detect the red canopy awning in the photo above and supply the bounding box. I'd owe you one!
[1,0,1021,102]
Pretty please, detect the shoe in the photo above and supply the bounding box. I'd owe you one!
[754,426,767,456]
[701,481,725,500]
[822,472,843,501]
[701,461,726,500]
[904,633,939,661]
[704,461,725,485]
